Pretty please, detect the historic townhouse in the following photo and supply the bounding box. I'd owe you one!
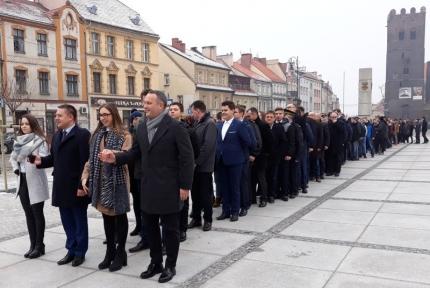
[0,0,88,140]
[159,39,232,115]
[217,53,258,109]
[41,0,160,129]
[251,57,288,109]
[234,54,272,112]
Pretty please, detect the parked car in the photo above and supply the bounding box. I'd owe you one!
[1,133,14,154]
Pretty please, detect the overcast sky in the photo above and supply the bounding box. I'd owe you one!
[122,0,429,115]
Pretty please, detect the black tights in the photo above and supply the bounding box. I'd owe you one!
[102,213,128,257]
[19,174,45,250]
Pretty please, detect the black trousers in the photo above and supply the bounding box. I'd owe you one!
[267,160,281,199]
[251,154,268,202]
[326,150,342,174]
[19,173,45,250]
[423,130,429,143]
[191,171,213,223]
[130,179,142,232]
[320,150,326,177]
[143,212,180,268]
[281,159,298,196]
[102,213,128,257]
[179,198,189,233]
[240,162,251,210]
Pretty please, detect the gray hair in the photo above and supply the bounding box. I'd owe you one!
[149,90,167,108]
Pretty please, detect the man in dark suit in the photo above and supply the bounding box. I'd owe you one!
[100,90,194,283]
[264,111,286,203]
[216,101,253,222]
[35,104,90,267]
[248,107,273,207]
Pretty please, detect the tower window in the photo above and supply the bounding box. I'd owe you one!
[399,31,405,40]
[410,31,416,40]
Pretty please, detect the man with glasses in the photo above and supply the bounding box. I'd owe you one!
[326,112,346,177]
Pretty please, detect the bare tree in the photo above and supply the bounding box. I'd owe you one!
[0,76,32,124]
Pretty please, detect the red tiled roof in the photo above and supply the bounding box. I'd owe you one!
[232,62,270,82]
[251,59,285,83]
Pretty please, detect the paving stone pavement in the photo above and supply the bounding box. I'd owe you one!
[2,143,430,287]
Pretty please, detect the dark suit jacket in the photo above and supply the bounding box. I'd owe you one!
[216,118,253,166]
[116,114,194,215]
[39,125,91,207]
[269,123,286,163]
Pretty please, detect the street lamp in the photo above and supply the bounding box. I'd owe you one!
[289,56,301,106]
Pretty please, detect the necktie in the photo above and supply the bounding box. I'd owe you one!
[61,130,67,142]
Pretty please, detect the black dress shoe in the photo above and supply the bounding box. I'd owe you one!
[239,209,248,217]
[280,195,289,201]
[57,253,74,265]
[187,219,202,229]
[140,263,163,279]
[72,256,85,267]
[129,227,140,236]
[129,241,149,253]
[202,221,212,231]
[28,246,45,259]
[259,201,267,208]
[216,213,229,220]
[109,250,127,272]
[334,173,340,177]
[180,231,187,242]
[159,267,176,283]
[289,194,296,199]
[230,214,239,222]
[24,247,34,258]
[302,188,308,194]
[268,197,275,203]
[316,177,321,183]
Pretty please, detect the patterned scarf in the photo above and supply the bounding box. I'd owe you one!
[89,128,126,210]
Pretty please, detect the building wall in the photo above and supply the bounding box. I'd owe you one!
[85,23,159,129]
[158,44,195,110]
[385,7,426,118]
[196,90,231,115]
[233,95,258,109]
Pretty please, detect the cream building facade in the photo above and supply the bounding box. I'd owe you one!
[42,0,160,130]
[0,0,88,141]
[159,40,232,115]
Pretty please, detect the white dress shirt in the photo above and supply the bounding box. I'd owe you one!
[221,118,233,140]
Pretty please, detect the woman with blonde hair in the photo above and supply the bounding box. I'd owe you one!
[10,114,49,259]
[81,103,132,272]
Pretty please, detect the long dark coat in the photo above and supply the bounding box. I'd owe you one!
[116,114,194,215]
[39,126,91,207]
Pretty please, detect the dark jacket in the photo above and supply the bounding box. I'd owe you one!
[116,114,194,215]
[351,122,361,142]
[254,117,273,156]
[328,120,346,154]
[322,122,330,148]
[281,120,297,159]
[191,112,217,173]
[216,118,254,166]
[247,120,262,157]
[269,122,286,162]
[422,118,428,132]
[39,125,91,208]
[308,119,324,157]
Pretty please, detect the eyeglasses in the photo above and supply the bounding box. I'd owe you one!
[98,113,112,118]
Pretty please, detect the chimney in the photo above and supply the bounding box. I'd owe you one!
[217,53,233,66]
[202,46,217,61]
[240,53,252,68]
[172,38,186,53]
[254,57,267,66]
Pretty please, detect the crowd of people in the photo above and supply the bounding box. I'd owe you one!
[9,89,429,283]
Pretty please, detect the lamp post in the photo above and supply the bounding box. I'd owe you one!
[289,56,301,106]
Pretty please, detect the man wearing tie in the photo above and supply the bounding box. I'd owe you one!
[35,104,91,267]
[216,101,253,222]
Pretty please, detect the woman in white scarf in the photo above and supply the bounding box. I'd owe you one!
[10,114,49,259]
